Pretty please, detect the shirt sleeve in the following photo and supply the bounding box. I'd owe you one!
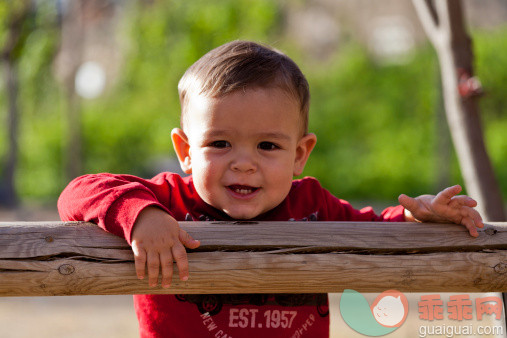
[57,173,181,244]
[310,178,406,222]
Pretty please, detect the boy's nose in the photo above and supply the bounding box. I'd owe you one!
[230,154,257,173]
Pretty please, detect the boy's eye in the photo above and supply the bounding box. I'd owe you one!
[258,142,279,150]
[209,140,230,148]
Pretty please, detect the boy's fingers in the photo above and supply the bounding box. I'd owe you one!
[179,229,201,249]
[465,207,484,229]
[131,240,146,280]
[147,251,160,287]
[461,217,479,237]
[450,195,477,208]
[398,194,417,211]
[159,251,174,288]
[466,198,478,208]
[172,243,190,281]
[435,185,462,204]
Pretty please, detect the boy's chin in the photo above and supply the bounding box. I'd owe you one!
[223,208,263,220]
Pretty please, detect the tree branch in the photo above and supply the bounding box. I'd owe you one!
[411,0,441,46]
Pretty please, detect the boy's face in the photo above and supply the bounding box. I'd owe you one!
[172,87,316,219]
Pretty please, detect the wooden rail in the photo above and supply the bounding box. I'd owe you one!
[0,221,506,296]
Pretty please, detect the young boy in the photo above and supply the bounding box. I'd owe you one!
[58,40,483,337]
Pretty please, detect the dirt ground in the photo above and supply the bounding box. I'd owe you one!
[1,294,504,338]
[0,207,505,337]
[0,295,139,338]
[0,206,137,337]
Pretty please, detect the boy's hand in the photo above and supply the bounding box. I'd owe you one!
[131,207,200,288]
[398,185,484,237]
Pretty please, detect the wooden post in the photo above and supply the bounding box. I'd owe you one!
[0,221,506,297]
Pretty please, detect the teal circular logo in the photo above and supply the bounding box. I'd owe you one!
[340,289,409,336]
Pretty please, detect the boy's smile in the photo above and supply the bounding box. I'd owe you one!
[227,184,259,198]
[172,87,316,219]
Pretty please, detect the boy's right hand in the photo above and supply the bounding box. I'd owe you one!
[131,207,200,288]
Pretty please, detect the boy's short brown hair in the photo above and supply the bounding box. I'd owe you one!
[178,40,310,135]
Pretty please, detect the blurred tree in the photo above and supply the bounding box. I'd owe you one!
[412,0,505,221]
[0,0,33,207]
[56,0,85,183]
[80,0,281,178]
[2,0,506,205]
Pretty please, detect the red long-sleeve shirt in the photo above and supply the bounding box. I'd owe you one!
[58,173,405,337]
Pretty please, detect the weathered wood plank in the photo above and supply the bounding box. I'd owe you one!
[0,221,506,296]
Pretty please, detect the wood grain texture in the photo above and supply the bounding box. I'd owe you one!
[0,221,506,296]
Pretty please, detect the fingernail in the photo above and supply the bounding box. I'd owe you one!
[162,284,171,289]
[182,276,188,281]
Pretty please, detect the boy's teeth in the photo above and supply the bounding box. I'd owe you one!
[229,185,256,195]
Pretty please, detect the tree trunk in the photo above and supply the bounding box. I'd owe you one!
[57,0,85,182]
[0,59,19,207]
[412,0,505,221]
[0,1,32,207]
[64,81,83,182]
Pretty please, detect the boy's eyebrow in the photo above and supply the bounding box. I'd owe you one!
[203,130,292,140]
[258,132,292,140]
[202,130,229,138]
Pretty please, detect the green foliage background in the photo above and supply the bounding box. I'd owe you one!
[1,1,507,205]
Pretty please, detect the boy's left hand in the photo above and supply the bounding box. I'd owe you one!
[398,185,484,237]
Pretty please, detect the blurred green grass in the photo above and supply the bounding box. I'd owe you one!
[1,1,506,205]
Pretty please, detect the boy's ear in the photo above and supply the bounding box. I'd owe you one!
[293,133,317,176]
[171,128,192,174]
